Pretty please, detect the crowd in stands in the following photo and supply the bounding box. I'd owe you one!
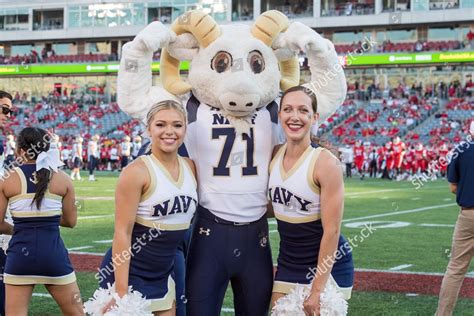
[346,78,473,102]
[334,39,465,55]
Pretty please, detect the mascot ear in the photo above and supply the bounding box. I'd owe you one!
[161,10,221,96]
[251,10,300,92]
[167,33,199,61]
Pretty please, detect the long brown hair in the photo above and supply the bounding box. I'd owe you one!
[17,127,51,209]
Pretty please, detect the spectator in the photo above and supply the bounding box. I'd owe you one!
[436,121,474,315]
[467,29,474,48]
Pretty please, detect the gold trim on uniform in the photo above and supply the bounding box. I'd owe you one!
[135,216,190,231]
[141,156,157,202]
[14,167,28,195]
[272,275,352,300]
[307,147,323,194]
[150,154,184,189]
[11,210,61,218]
[9,193,62,203]
[280,145,313,181]
[148,275,176,312]
[275,211,321,224]
[180,156,197,188]
[4,271,76,285]
[269,145,285,174]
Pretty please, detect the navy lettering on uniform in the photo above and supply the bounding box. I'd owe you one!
[293,195,312,211]
[153,200,170,217]
[269,186,312,212]
[211,113,257,126]
[212,127,258,176]
[280,188,294,205]
[212,128,235,176]
[242,128,258,175]
[273,187,283,204]
[212,114,230,125]
[152,196,197,217]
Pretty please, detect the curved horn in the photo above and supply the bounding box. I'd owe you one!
[251,10,300,91]
[161,10,221,95]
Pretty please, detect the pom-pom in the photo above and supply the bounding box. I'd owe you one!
[84,284,152,316]
[272,281,348,316]
[83,283,115,316]
[320,282,348,316]
[0,235,11,254]
[271,284,310,316]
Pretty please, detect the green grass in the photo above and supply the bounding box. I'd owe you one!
[27,172,474,315]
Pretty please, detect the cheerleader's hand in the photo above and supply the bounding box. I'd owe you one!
[102,298,117,314]
[303,291,321,316]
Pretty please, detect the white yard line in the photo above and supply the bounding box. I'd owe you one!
[221,308,235,313]
[68,246,94,251]
[354,268,474,278]
[77,197,114,201]
[78,215,113,220]
[343,203,456,223]
[33,293,52,298]
[419,223,455,228]
[345,185,447,197]
[389,264,413,271]
[93,240,113,244]
[69,251,105,256]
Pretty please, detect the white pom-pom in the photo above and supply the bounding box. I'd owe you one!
[271,282,348,316]
[320,282,348,316]
[83,283,115,316]
[84,284,152,316]
[108,289,152,316]
[1,235,11,254]
[271,284,309,316]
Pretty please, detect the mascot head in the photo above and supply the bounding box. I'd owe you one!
[159,10,299,131]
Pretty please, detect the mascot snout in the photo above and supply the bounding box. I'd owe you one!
[219,92,260,117]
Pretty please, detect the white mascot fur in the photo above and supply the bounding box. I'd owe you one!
[85,9,348,316]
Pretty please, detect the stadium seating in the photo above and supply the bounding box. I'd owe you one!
[321,97,439,145]
[406,98,474,146]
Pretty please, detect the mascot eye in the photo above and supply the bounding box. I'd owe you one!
[211,51,232,73]
[248,50,265,74]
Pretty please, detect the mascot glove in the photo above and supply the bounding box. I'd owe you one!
[134,21,177,52]
[273,22,329,55]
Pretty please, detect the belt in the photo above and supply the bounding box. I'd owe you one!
[199,207,255,226]
[461,207,474,211]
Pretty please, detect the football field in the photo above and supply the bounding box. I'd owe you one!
[28,172,474,315]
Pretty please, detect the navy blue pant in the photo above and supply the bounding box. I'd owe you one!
[0,249,6,315]
[186,206,273,316]
[88,156,97,175]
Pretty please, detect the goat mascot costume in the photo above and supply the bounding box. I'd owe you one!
[88,9,351,316]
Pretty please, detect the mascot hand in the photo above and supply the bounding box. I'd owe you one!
[273,22,329,54]
[134,21,177,52]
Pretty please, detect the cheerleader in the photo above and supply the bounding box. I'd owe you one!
[269,86,354,315]
[131,136,142,160]
[0,127,83,315]
[99,100,197,315]
[4,135,15,170]
[70,136,83,181]
[119,136,132,170]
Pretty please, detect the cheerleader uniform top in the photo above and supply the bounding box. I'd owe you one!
[99,154,197,312]
[268,144,354,299]
[4,163,76,285]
